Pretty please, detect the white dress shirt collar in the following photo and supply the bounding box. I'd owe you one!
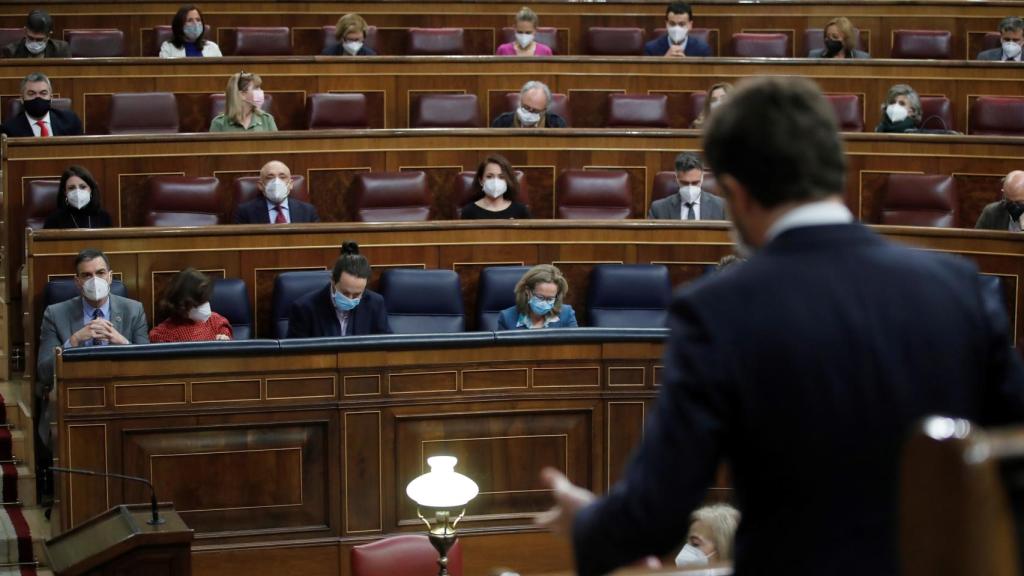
[765,199,854,242]
[28,111,52,137]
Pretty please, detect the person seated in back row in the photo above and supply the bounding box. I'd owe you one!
[496,6,554,56]
[644,2,712,57]
[287,241,391,337]
[808,17,870,59]
[159,4,222,58]
[210,71,277,132]
[874,83,922,133]
[1,72,82,137]
[1,10,70,58]
[322,13,377,55]
[149,268,233,342]
[492,81,567,128]
[497,264,578,330]
[977,16,1023,61]
[648,152,726,220]
[44,165,113,229]
[233,160,320,224]
[461,155,533,219]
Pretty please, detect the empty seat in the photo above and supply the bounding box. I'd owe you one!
[143,176,221,227]
[7,97,72,121]
[272,270,330,339]
[453,171,527,216]
[651,171,718,203]
[891,30,952,59]
[209,93,273,126]
[25,180,60,230]
[587,264,672,328]
[586,27,644,55]
[233,175,309,207]
[210,278,251,340]
[504,92,571,126]
[351,534,463,576]
[731,33,788,57]
[825,94,864,132]
[476,266,532,331]
[66,29,125,57]
[980,31,1001,53]
[606,94,670,128]
[0,29,22,50]
[107,92,180,135]
[688,91,707,126]
[352,171,431,222]
[45,277,128,307]
[306,93,369,129]
[556,170,632,220]
[880,174,958,228]
[919,96,955,131]
[969,96,1024,136]
[804,27,862,55]
[321,25,379,55]
[151,24,210,56]
[500,26,559,54]
[378,269,465,334]
[407,28,464,55]
[231,27,292,56]
[410,94,480,128]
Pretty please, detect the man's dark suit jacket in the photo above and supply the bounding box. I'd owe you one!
[233,197,320,224]
[975,201,1016,231]
[573,223,1024,576]
[0,107,83,137]
[286,284,391,338]
[643,34,712,56]
[2,38,71,58]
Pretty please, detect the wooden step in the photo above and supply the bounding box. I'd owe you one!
[0,382,27,430]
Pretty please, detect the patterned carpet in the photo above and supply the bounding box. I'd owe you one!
[0,393,36,574]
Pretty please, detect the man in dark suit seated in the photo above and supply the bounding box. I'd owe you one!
[976,170,1024,231]
[0,72,82,137]
[644,1,712,57]
[491,81,567,128]
[233,160,321,224]
[286,241,391,338]
[976,16,1023,61]
[648,151,726,220]
[538,76,1024,576]
[1,10,71,59]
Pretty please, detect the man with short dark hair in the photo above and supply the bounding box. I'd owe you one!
[538,77,1024,576]
[977,16,1023,61]
[643,1,712,57]
[648,151,726,220]
[1,10,71,58]
[0,72,83,137]
[976,170,1024,231]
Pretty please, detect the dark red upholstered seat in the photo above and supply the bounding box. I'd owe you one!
[233,175,309,207]
[25,180,60,230]
[107,92,180,134]
[407,28,464,55]
[151,24,210,56]
[606,94,670,128]
[499,27,559,54]
[969,96,1024,136]
[410,94,480,128]
[306,93,369,129]
[66,29,125,57]
[231,27,291,56]
[321,25,378,54]
[557,170,632,219]
[980,31,1001,53]
[586,27,644,55]
[353,171,431,222]
[824,94,864,132]
[731,33,788,57]
[504,92,571,126]
[880,174,958,228]
[891,30,952,59]
[208,93,273,126]
[453,170,527,217]
[0,29,23,50]
[350,534,462,576]
[919,96,955,131]
[144,176,222,227]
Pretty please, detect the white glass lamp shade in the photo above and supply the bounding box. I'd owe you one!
[406,456,479,509]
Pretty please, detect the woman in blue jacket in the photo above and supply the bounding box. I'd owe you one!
[497,264,578,330]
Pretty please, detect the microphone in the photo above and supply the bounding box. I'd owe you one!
[49,466,165,525]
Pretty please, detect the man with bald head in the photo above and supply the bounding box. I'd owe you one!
[233,160,320,224]
[976,170,1024,231]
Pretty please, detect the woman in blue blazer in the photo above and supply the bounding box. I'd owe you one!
[497,264,578,330]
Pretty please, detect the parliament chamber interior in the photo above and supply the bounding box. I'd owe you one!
[0,0,1023,574]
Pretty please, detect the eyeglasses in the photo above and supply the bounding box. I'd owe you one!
[531,292,556,304]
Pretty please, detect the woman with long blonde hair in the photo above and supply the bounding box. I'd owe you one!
[209,71,278,132]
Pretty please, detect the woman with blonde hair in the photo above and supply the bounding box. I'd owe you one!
[809,17,870,59]
[209,71,278,132]
[497,264,577,329]
[691,82,733,129]
[496,7,553,56]
[675,503,741,567]
[322,13,377,56]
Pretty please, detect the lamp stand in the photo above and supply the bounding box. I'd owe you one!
[418,508,465,576]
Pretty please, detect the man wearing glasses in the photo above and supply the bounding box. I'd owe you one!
[491,81,567,128]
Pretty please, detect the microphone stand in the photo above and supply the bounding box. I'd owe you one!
[49,466,165,525]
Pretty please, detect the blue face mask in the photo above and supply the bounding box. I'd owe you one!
[529,295,555,317]
[332,289,360,312]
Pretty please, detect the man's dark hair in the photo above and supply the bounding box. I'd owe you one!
[703,77,846,208]
[170,4,207,49]
[998,16,1024,34]
[26,10,53,34]
[666,2,693,20]
[674,152,703,173]
[333,240,371,282]
[74,248,110,272]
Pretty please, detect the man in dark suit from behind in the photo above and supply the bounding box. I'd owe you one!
[0,72,82,137]
[538,76,1024,576]
[233,160,321,224]
[976,16,1023,61]
[976,170,1024,232]
[1,10,71,59]
[648,151,726,220]
[643,1,712,57]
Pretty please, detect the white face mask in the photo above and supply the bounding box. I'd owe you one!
[263,178,290,203]
[516,106,542,126]
[709,99,724,110]
[675,544,712,567]
[83,276,110,302]
[482,178,508,198]
[1003,41,1023,59]
[886,103,909,123]
[25,39,47,54]
[679,184,701,204]
[342,41,363,55]
[67,186,91,210]
[188,302,212,323]
[515,32,534,48]
[667,25,689,44]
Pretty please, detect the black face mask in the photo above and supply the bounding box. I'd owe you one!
[1005,200,1024,221]
[824,39,844,56]
[22,97,50,119]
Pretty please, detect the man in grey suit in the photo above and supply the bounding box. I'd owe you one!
[648,152,727,220]
[976,170,1024,231]
[976,16,1023,61]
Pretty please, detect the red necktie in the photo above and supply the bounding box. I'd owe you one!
[273,205,287,224]
[36,120,49,137]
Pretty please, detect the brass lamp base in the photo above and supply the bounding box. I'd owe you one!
[418,508,465,576]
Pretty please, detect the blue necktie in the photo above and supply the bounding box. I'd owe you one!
[92,308,105,346]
